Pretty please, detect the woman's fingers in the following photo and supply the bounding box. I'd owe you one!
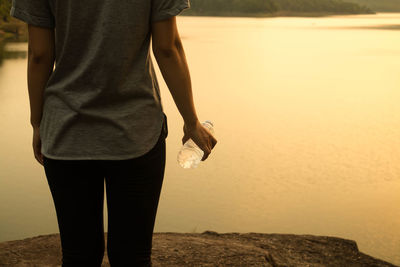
[201,146,211,161]
[34,143,44,166]
[182,135,189,145]
[201,137,215,161]
[32,127,44,166]
[35,153,43,165]
[182,122,218,161]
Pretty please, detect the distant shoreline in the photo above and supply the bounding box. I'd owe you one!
[180,10,377,18]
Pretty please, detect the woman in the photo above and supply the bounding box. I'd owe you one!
[10,0,217,266]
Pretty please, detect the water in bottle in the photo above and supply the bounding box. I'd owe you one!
[177,120,214,169]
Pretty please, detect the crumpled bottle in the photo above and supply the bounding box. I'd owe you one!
[177,120,214,169]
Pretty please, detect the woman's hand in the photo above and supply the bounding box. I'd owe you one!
[182,120,218,161]
[32,126,44,166]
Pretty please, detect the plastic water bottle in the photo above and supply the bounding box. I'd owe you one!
[177,120,214,169]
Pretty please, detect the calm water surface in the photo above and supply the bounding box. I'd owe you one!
[0,13,399,265]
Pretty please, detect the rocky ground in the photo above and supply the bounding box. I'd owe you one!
[0,231,397,267]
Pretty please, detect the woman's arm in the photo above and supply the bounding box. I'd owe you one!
[27,24,55,128]
[151,17,217,161]
[151,16,199,129]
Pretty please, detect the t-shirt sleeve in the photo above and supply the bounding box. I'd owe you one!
[9,0,55,29]
[151,0,190,23]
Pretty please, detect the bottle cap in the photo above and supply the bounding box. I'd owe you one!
[204,120,213,127]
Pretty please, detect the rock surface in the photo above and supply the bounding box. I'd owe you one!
[0,231,397,267]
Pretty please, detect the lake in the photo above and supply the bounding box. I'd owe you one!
[0,13,399,265]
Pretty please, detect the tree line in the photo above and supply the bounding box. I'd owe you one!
[183,0,374,15]
[272,0,372,13]
[184,0,279,14]
[0,0,11,22]
[345,0,400,11]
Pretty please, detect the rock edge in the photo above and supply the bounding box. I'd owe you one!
[0,231,398,267]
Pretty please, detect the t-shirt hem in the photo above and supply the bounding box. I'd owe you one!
[41,112,166,161]
[10,6,55,29]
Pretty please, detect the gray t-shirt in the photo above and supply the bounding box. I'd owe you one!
[10,0,190,160]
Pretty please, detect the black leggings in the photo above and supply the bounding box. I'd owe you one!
[43,126,167,267]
